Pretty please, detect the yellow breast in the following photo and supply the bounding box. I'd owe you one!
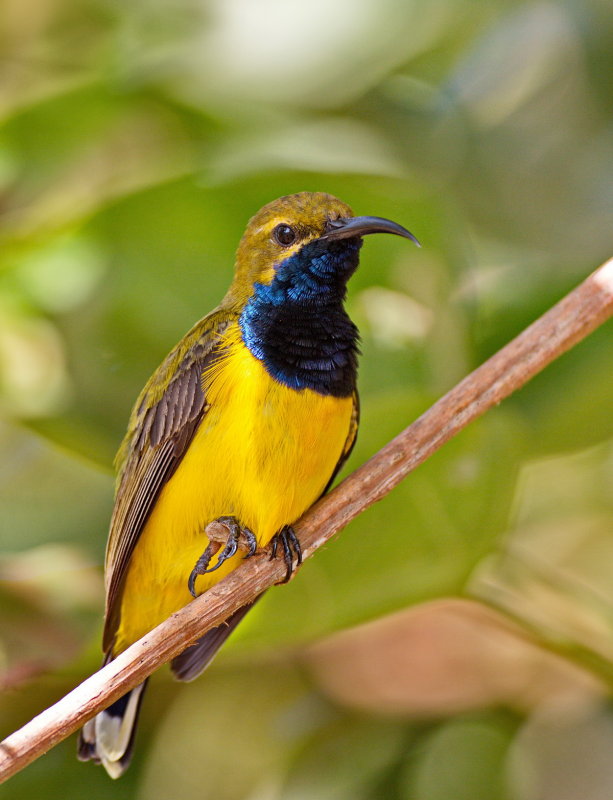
[114,325,353,652]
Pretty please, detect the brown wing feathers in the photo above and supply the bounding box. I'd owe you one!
[102,319,227,652]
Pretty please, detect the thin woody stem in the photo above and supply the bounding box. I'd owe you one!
[1,257,612,784]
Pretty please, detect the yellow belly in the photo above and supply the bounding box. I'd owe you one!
[114,337,353,653]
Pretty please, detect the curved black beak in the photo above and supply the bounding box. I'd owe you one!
[320,215,420,247]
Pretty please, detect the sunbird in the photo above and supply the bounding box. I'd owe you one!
[78,192,418,777]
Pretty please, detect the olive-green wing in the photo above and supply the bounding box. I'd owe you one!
[102,311,232,652]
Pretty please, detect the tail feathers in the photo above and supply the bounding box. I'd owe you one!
[77,679,148,779]
[171,600,258,682]
[78,600,260,774]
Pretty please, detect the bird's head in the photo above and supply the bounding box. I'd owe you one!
[228,192,418,306]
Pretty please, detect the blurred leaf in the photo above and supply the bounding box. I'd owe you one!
[509,702,613,800]
[0,419,112,553]
[204,118,408,184]
[138,664,308,800]
[305,599,603,717]
[281,716,405,800]
[401,712,518,800]
[471,441,613,678]
[168,0,453,112]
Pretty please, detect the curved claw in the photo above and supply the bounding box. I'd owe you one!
[243,533,258,559]
[188,570,198,598]
[188,542,217,597]
[286,527,302,567]
[270,525,302,584]
[215,536,239,566]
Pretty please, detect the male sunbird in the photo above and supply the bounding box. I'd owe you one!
[78,192,418,777]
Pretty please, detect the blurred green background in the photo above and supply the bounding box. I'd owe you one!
[1,0,613,797]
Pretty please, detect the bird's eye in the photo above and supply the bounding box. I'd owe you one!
[272,224,297,247]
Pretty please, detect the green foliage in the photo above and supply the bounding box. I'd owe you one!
[1,0,613,797]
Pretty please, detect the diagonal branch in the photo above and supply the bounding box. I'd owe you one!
[1,258,612,784]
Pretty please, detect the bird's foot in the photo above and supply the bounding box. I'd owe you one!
[270,525,302,584]
[188,516,258,597]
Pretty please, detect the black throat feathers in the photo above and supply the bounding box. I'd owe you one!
[239,239,361,397]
